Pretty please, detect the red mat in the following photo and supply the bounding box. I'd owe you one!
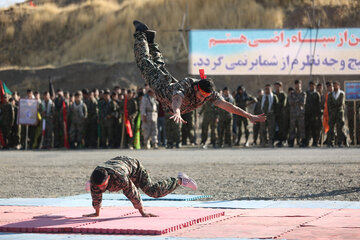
[0,207,224,235]
[282,227,360,240]
[0,207,137,233]
[74,207,225,235]
[242,208,331,217]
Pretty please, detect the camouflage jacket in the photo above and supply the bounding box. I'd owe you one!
[91,156,145,210]
[288,90,306,115]
[305,90,321,116]
[157,77,222,115]
[84,97,98,120]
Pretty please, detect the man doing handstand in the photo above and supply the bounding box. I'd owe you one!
[83,156,197,217]
[133,20,266,124]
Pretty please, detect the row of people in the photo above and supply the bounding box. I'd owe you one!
[0,81,357,149]
[200,80,353,148]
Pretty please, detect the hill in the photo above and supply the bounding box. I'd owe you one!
[0,0,359,93]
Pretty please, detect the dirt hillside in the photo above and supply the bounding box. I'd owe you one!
[0,0,359,94]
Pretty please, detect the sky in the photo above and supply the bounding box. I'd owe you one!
[0,0,26,8]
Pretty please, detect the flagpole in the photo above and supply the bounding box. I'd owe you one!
[25,125,29,150]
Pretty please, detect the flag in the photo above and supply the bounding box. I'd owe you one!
[0,80,12,104]
[49,79,55,99]
[199,69,206,79]
[62,101,70,148]
[124,95,133,138]
[323,93,329,133]
[0,80,4,104]
[133,113,141,149]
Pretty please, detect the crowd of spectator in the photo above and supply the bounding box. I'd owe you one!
[0,80,358,150]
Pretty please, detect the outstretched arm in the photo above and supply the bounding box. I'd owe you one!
[213,98,266,123]
[170,94,187,124]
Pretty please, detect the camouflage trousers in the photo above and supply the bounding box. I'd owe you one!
[289,113,305,143]
[236,116,249,143]
[142,118,158,145]
[218,116,232,146]
[134,32,177,97]
[43,118,53,149]
[260,113,276,145]
[69,120,85,145]
[165,113,180,144]
[328,111,345,145]
[201,114,218,144]
[134,160,179,198]
[181,112,194,145]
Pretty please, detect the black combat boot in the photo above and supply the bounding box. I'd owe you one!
[133,20,149,32]
[145,30,156,43]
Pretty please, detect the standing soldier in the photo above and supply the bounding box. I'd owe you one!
[53,89,65,148]
[40,91,55,149]
[260,84,278,147]
[69,91,88,148]
[327,81,346,147]
[9,92,21,149]
[273,82,287,147]
[218,87,234,148]
[305,81,321,147]
[234,86,256,147]
[83,89,99,148]
[199,101,218,149]
[165,112,181,149]
[157,102,166,147]
[140,89,158,149]
[181,111,195,146]
[316,83,325,145]
[288,80,307,147]
[124,90,138,149]
[252,89,264,145]
[0,95,15,149]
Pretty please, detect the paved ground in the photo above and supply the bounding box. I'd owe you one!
[1,148,360,201]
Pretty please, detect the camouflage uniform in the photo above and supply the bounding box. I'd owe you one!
[53,97,65,148]
[288,90,306,146]
[91,156,179,210]
[40,99,55,149]
[9,102,21,148]
[327,90,346,146]
[140,94,158,147]
[318,93,326,145]
[100,99,118,148]
[260,94,278,146]
[165,112,180,148]
[0,102,15,147]
[181,111,195,145]
[218,94,234,147]
[84,97,99,148]
[305,90,321,146]
[200,102,218,146]
[274,91,287,143]
[69,100,88,147]
[124,97,138,148]
[133,32,222,115]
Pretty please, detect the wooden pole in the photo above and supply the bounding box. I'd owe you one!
[25,125,29,150]
[354,102,357,145]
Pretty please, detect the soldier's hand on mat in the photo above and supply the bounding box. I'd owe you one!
[170,112,187,124]
[141,212,158,217]
[83,212,99,217]
[139,208,158,217]
[249,113,266,124]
